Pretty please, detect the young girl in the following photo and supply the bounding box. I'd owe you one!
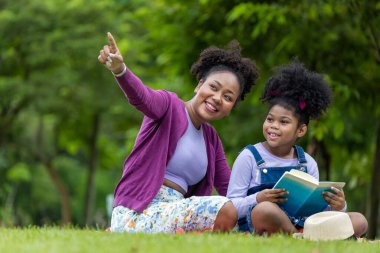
[227,61,368,237]
[98,33,259,233]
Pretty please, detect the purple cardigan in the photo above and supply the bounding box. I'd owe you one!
[113,67,231,213]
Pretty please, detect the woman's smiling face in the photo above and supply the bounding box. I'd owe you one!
[186,71,240,128]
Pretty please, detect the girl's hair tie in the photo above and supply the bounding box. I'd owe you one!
[299,98,307,110]
[269,90,280,97]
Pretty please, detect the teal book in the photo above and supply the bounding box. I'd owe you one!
[273,169,345,217]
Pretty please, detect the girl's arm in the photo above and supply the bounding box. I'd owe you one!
[227,149,259,219]
[306,155,319,180]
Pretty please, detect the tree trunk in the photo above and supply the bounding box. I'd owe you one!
[83,113,100,226]
[36,117,72,225]
[363,3,380,239]
[367,120,380,239]
[354,0,380,239]
[43,159,72,225]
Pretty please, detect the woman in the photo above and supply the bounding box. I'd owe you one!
[98,33,259,233]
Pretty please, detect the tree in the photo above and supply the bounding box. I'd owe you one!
[348,0,380,239]
[0,0,126,225]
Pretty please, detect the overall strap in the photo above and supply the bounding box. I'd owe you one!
[294,145,307,164]
[244,145,265,166]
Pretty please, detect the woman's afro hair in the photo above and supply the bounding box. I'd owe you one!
[261,61,333,122]
[190,40,259,101]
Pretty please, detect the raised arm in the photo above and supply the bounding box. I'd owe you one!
[98,33,169,119]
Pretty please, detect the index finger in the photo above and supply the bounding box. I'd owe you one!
[107,32,118,52]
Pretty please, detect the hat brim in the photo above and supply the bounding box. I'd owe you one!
[292,232,357,241]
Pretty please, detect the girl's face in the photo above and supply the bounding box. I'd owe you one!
[186,71,240,128]
[263,104,307,157]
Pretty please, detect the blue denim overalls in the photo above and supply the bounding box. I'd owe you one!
[238,144,308,232]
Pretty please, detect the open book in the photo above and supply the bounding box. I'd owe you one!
[273,169,345,217]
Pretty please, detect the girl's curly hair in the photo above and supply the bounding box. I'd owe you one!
[261,61,332,125]
[190,40,259,102]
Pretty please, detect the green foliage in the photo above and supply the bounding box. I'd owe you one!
[0,0,127,226]
[6,163,31,182]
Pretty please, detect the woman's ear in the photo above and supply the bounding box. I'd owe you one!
[297,124,308,138]
[194,79,203,93]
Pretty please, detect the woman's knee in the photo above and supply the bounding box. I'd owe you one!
[213,201,237,232]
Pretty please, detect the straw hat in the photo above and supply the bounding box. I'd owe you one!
[294,211,354,241]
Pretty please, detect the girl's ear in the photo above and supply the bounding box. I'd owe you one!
[194,79,203,93]
[297,124,308,138]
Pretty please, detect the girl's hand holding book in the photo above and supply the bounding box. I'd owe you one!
[323,187,346,211]
[257,188,289,204]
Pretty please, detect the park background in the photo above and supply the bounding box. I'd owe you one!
[0,0,379,240]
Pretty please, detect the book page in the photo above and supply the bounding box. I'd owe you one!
[318,181,345,188]
[288,169,319,185]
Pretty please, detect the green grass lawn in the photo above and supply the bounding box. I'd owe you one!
[0,228,378,253]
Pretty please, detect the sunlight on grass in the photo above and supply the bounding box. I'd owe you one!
[0,227,378,253]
